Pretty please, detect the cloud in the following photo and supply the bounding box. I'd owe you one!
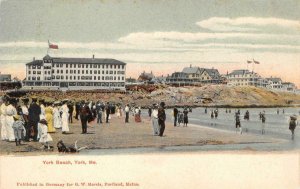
[196,17,300,32]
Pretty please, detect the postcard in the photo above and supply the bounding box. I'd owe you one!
[0,0,299,188]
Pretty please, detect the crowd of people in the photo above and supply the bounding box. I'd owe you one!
[0,94,169,150]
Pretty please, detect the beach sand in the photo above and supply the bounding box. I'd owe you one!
[0,114,283,155]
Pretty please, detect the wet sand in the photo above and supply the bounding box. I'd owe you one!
[0,114,284,156]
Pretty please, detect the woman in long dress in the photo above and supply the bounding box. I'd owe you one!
[0,98,8,141]
[53,102,62,129]
[45,102,55,133]
[151,104,159,135]
[5,98,17,141]
[61,100,69,134]
[134,107,141,122]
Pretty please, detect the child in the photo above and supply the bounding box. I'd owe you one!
[38,119,53,149]
[12,115,25,146]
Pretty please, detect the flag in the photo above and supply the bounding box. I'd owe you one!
[253,59,260,64]
[48,40,58,49]
[247,60,252,64]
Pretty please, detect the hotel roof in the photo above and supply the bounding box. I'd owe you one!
[26,55,126,66]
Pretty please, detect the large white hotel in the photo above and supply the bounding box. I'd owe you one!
[23,55,126,90]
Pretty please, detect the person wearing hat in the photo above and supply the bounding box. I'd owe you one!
[45,101,55,133]
[173,107,178,127]
[289,115,298,140]
[0,96,8,141]
[158,102,166,137]
[67,101,74,124]
[38,118,53,149]
[124,104,130,123]
[80,101,92,134]
[20,98,30,141]
[151,104,159,135]
[12,115,25,146]
[183,107,189,127]
[28,97,41,141]
[235,111,242,134]
[4,98,17,142]
[53,101,62,129]
[39,99,46,120]
[61,100,70,134]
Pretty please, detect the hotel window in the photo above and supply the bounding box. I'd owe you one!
[94,65,97,68]
[110,65,112,69]
[28,71,31,74]
[74,76,76,80]
[122,76,124,80]
[74,64,76,68]
[122,65,124,69]
[74,70,76,74]
[66,64,68,68]
[90,70,92,74]
[33,71,36,74]
[98,76,100,80]
[118,65,120,69]
[106,65,108,68]
[70,70,73,74]
[70,64,72,68]
[56,76,60,79]
[60,64,63,67]
[66,76,68,80]
[102,76,104,80]
[90,64,92,68]
[33,66,36,69]
[82,70,84,74]
[114,76,116,80]
[98,70,100,74]
[44,71,47,74]
[28,76,31,80]
[37,77,40,80]
[78,76,80,80]
[94,70,97,74]
[102,65,104,69]
[118,76,120,80]
[94,76,96,80]
[66,70,68,74]
[114,65,116,69]
[78,64,81,68]
[60,70,63,74]
[48,71,50,74]
[102,71,104,74]
[61,76,64,80]
[70,77,72,80]
[37,66,41,69]
[106,71,108,74]
[98,65,100,68]
[110,71,113,74]
[114,71,116,74]
[86,70,88,74]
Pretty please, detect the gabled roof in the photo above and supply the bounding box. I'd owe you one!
[228,69,251,75]
[266,77,282,82]
[182,67,201,74]
[202,68,221,79]
[26,55,126,65]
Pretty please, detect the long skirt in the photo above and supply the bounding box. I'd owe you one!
[46,114,56,133]
[0,115,8,140]
[5,116,15,141]
[151,118,159,135]
[61,113,69,132]
[135,114,141,122]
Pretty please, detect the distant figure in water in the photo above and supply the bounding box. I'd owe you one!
[229,109,231,113]
[235,112,242,134]
[259,112,262,120]
[211,111,214,119]
[225,108,228,113]
[214,109,218,119]
[261,111,266,134]
[277,109,279,115]
[204,107,207,114]
[282,109,285,114]
[289,115,297,140]
[244,110,250,121]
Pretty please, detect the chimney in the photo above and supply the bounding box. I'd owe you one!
[190,64,192,68]
[33,57,35,61]
[92,54,95,59]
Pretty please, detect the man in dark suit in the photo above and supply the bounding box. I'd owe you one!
[75,102,81,120]
[68,102,74,123]
[158,102,166,137]
[80,101,91,134]
[28,97,41,141]
[105,102,111,123]
[173,107,178,127]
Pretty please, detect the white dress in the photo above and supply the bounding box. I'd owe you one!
[39,123,53,143]
[61,104,69,132]
[53,107,62,129]
[39,104,45,120]
[5,104,17,141]
[0,104,8,140]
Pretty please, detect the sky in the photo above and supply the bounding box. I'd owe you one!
[0,0,299,87]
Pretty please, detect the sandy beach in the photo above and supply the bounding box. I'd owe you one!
[0,113,285,156]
